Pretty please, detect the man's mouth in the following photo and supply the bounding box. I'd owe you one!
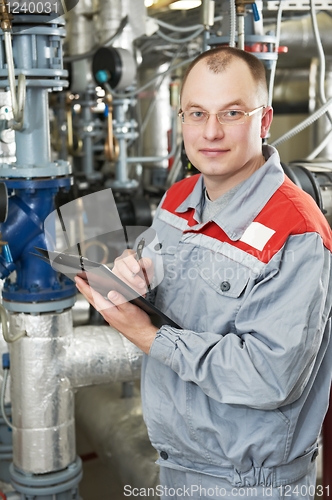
[199,149,230,157]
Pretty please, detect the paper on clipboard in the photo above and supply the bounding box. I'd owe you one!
[32,247,181,330]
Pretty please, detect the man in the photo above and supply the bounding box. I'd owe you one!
[75,47,332,499]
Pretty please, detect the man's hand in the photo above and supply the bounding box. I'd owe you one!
[75,276,158,354]
[112,249,154,296]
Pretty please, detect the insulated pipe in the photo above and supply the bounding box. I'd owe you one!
[277,12,332,57]
[8,311,143,474]
[65,325,142,388]
[75,384,159,492]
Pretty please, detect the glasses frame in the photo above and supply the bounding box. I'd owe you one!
[178,105,266,126]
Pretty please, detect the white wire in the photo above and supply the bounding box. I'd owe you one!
[306,128,332,160]
[156,27,204,44]
[146,15,223,33]
[108,57,196,99]
[0,303,8,342]
[147,16,203,32]
[0,302,24,343]
[268,1,283,107]
[310,0,332,125]
[1,369,12,430]
[271,94,332,147]
[141,43,186,133]
[3,31,26,131]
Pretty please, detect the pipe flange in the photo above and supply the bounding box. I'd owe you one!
[0,160,72,178]
[2,295,76,313]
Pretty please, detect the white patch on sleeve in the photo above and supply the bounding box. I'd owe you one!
[239,222,275,251]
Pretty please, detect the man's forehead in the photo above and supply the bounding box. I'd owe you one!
[181,59,257,107]
[185,57,253,86]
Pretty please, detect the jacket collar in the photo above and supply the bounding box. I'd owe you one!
[174,145,285,241]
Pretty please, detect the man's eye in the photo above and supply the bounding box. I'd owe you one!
[225,110,241,117]
[190,111,204,118]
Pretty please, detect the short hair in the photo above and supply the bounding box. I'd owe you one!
[181,46,268,104]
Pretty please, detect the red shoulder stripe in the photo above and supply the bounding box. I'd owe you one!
[161,175,332,263]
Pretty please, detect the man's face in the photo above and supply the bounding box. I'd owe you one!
[180,58,272,189]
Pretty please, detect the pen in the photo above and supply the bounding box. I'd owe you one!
[135,238,151,292]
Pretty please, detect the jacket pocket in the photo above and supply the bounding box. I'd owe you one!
[196,251,251,299]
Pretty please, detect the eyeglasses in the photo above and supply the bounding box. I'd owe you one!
[178,105,266,126]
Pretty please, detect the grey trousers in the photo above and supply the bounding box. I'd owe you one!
[159,464,318,500]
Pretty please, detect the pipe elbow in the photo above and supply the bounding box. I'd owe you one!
[64,325,143,389]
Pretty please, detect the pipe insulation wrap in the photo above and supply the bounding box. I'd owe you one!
[8,311,143,474]
[67,325,143,387]
[9,311,76,474]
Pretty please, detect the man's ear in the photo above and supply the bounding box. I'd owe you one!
[261,106,273,138]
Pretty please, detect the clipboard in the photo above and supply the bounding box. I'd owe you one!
[32,247,182,330]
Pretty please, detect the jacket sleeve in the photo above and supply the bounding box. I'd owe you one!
[148,231,332,410]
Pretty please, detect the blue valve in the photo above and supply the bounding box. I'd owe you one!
[96,70,109,84]
[2,353,10,370]
[252,3,260,21]
[2,244,13,264]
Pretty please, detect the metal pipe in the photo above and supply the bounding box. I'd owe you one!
[8,311,142,474]
[237,15,245,50]
[15,88,50,167]
[277,12,332,57]
[65,325,142,388]
[126,108,178,164]
[75,384,159,491]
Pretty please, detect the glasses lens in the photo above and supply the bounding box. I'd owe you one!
[218,110,246,124]
[183,111,207,125]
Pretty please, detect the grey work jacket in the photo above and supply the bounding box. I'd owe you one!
[141,145,332,486]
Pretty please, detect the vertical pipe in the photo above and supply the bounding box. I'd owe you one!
[15,88,51,167]
[238,15,245,50]
[82,98,94,177]
[114,103,128,183]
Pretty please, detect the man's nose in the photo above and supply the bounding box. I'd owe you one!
[202,114,225,140]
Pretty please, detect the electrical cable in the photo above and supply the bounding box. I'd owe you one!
[141,43,186,133]
[229,0,236,47]
[268,1,283,107]
[63,15,128,63]
[0,302,24,343]
[3,31,26,131]
[166,146,182,188]
[310,0,332,125]
[306,128,332,160]
[156,27,204,44]
[271,94,332,147]
[106,56,195,99]
[147,16,203,32]
[307,0,332,159]
[0,303,8,343]
[0,369,12,430]
[146,15,223,33]
[126,108,179,163]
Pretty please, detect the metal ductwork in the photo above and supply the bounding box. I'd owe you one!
[278,12,332,58]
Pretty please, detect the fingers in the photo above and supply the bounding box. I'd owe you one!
[108,290,127,306]
[75,276,114,312]
[113,253,153,294]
